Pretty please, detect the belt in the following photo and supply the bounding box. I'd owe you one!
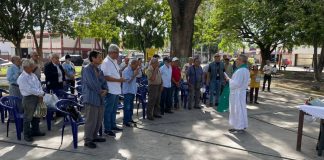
[10,84,19,87]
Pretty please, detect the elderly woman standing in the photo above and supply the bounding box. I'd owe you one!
[17,59,46,142]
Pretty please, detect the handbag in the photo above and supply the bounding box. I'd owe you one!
[34,102,47,118]
[43,93,59,109]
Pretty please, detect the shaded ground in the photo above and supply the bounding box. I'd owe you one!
[0,83,323,160]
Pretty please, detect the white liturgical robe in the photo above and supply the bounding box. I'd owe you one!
[229,66,250,130]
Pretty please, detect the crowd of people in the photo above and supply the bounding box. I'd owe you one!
[5,43,278,148]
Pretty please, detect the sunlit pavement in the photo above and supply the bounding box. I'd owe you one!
[0,85,323,160]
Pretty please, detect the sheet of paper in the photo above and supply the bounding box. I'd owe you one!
[224,72,230,79]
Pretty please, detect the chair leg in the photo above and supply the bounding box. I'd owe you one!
[6,120,9,137]
[71,123,78,149]
[0,108,4,123]
[15,119,21,140]
[61,124,65,144]
[46,111,53,131]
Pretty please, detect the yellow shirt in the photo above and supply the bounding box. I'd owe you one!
[250,70,261,88]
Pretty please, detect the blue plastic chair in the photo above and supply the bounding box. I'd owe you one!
[55,99,85,149]
[180,82,189,109]
[0,89,9,123]
[136,84,148,119]
[0,96,23,140]
[202,86,210,104]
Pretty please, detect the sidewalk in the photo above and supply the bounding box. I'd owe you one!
[0,86,323,159]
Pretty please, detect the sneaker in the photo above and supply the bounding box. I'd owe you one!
[92,137,106,142]
[85,142,97,148]
[112,127,123,132]
[104,130,116,137]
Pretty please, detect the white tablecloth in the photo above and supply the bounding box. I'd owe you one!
[298,105,324,119]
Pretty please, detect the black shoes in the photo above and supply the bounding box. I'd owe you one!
[24,136,33,142]
[112,127,123,132]
[85,142,97,148]
[154,115,162,118]
[104,130,116,137]
[92,137,106,142]
[254,101,259,104]
[194,106,201,109]
[31,132,46,137]
[228,129,245,134]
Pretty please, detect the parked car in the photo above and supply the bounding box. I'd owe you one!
[59,55,84,66]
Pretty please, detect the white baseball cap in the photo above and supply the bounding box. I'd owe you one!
[172,57,179,62]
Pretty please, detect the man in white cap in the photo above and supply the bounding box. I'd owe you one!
[160,57,173,114]
[171,57,181,109]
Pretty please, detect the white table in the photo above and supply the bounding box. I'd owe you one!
[296,105,324,155]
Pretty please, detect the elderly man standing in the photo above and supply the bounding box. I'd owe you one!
[225,55,250,134]
[146,58,163,120]
[44,53,66,92]
[207,53,225,107]
[17,59,46,142]
[82,51,108,148]
[262,60,272,92]
[30,52,42,80]
[160,57,173,114]
[122,59,139,127]
[7,56,22,98]
[187,57,204,109]
[101,44,125,137]
[171,57,181,109]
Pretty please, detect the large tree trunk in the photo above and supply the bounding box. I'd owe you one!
[14,42,22,57]
[313,40,320,81]
[319,42,324,74]
[168,0,202,65]
[259,46,272,69]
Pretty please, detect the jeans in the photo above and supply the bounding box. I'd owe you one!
[123,94,135,124]
[104,93,119,131]
[160,87,172,114]
[250,87,259,102]
[172,83,180,108]
[209,80,221,105]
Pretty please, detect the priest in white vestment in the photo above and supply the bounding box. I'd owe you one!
[225,54,250,133]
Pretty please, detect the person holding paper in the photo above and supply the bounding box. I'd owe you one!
[225,54,250,134]
[249,65,261,104]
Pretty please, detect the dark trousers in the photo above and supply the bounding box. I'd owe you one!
[172,83,180,109]
[250,87,259,102]
[160,87,172,114]
[22,95,41,138]
[84,104,104,143]
[65,79,75,94]
[262,74,271,91]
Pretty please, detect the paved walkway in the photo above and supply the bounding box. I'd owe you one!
[0,85,323,159]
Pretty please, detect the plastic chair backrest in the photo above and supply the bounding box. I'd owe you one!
[0,89,9,97]
[0,96,22,119]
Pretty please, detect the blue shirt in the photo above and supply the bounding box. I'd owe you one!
[187,65,203,86]
[82,64,108,107]
[62,62,75,80]
[122,66,138,94]
[7,64,21,85]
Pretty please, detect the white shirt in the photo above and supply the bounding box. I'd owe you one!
[54,64,63,82]
[160,64,172,88]
[101,56,121,95]
[263,65,272,75]
[17,71,44,97]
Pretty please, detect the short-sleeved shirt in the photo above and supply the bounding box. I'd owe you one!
[62,62,76,80]
[160,64,172,88]
[101,56,121,95]
[122,66,137,94]
[146,66,162,85]
[171,66,181,83]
